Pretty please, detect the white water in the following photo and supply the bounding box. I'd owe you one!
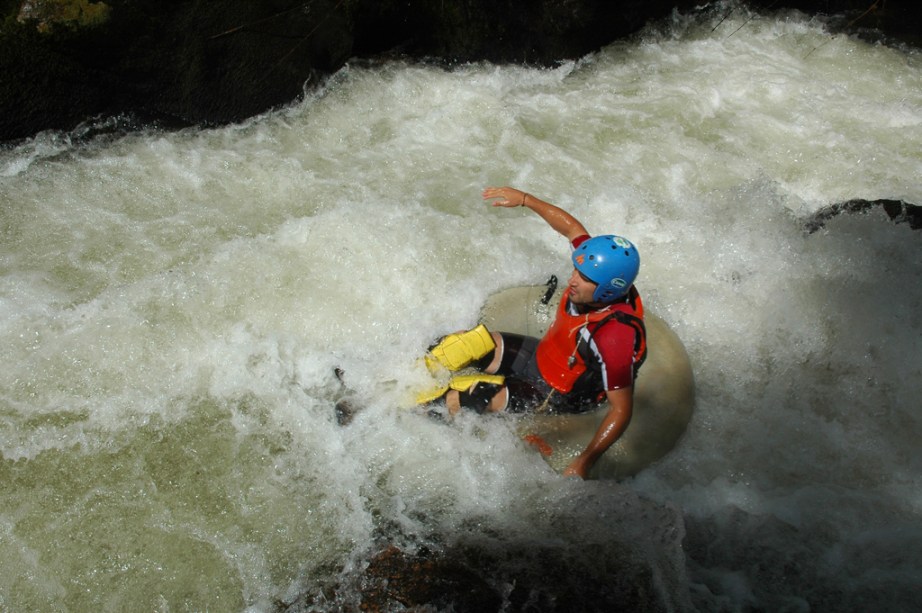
[2,5,921,611]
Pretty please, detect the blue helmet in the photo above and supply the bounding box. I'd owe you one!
[572,235,640,302]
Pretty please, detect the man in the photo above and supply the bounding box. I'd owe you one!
[422,186,646,479]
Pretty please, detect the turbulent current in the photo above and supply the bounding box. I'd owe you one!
[1,4,920,611]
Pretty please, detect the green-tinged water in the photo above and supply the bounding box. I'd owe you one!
[2,4,921,610]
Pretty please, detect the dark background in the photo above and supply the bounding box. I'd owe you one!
[2,0,919,142]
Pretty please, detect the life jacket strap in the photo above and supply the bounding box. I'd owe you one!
[584,310,648,377]
[415,373,506,405]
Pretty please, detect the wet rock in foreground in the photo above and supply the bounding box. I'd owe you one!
[282,539,673,612]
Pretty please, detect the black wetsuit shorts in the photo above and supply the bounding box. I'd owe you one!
[495,333,601,414]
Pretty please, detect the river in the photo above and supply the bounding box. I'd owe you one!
[1,4,920,611]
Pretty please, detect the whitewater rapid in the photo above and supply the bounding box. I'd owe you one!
[2,4,920,611]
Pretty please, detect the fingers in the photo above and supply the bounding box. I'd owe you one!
[481,186,504,200]
[482,186,517,207]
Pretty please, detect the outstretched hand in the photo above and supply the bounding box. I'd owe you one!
[482,186,526,208]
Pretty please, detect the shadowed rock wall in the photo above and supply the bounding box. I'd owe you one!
[2,0,920,142]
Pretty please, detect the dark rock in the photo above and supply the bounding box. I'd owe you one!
[350,0,698,65]
[3,1,921,142]
[356,545,503,612]
[750,0,922,47]
[2,0,356,140]
[281,537,672,612]
[804,199,922,233]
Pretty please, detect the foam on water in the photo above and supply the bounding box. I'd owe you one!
[1,4,921,610]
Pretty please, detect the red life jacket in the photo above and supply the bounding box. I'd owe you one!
[535,286,647,394]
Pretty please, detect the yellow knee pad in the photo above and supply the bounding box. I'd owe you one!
[415,373,506,405]
[425,324,496,373]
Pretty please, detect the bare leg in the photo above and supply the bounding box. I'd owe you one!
[483,332,504,373]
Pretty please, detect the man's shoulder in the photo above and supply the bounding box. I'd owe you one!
[590,310,638,353]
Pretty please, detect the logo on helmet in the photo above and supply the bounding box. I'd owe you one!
[611,278,627,289]
[575,254,586,265]
[613,236,632,249]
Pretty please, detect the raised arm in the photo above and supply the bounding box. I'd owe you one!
[482,187,588,241]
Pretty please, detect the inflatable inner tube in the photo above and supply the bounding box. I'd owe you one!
[479,276,695,479]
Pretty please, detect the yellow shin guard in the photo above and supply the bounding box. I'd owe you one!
[415,373,506,405]
[425,324,496,373]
